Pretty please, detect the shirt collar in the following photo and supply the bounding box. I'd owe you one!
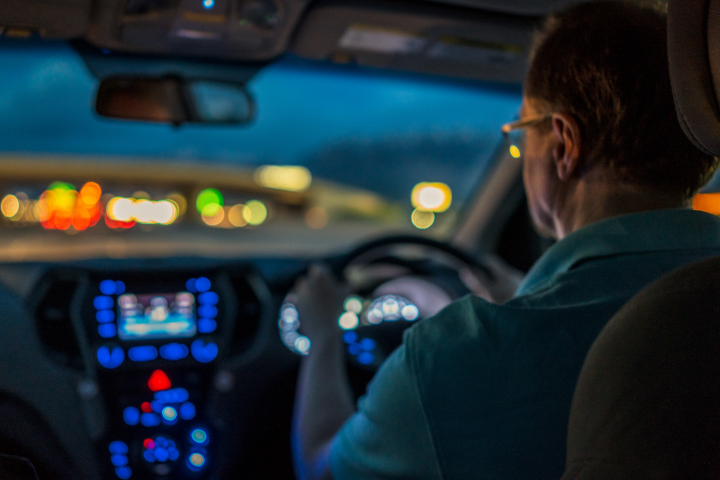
[516,208,720,296]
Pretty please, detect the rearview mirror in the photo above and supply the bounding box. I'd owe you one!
[95,77,255,125]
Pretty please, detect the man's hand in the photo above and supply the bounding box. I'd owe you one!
[287,264,349,342]
[290,264,355,480]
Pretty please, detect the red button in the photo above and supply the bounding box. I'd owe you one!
[148,369,171,392]
[141,402,152,413]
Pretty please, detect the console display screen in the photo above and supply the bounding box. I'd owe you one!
[117,292,197,340]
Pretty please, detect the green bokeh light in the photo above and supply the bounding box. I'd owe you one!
[196,188,223,215]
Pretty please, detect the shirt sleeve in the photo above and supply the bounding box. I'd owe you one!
[328,339,442,480]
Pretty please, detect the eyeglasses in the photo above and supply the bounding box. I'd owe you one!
[501,113,554,158]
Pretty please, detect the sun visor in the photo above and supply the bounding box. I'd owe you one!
[0,0,91,38]
[291,0,536,85]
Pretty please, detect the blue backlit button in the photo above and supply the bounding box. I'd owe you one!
[195,277,211,292]
[190,429,208,445]
[179,402,196,420]
[98,323,117,338]
[197,305,218,319]
[159,343,189,360]
[123,407,140,426]
[143,449,156,463]
[191,339,218,363]
[343,331,359,344]
[115,281,125,295]
[94,295,114,310]
[109,441,128,455]
[100,280,117,295]
[115,466,131,479]
[360,338,376,351]
[111,454,128,467]
[154,448,169,462]
[168,447,180,461]
[97,346,124,369]
[140,413,161,427]
[197,318,217,334]
[128,346,158,362]
[198,291,218,305]
[348,343,361,355]
[96,309,115,323]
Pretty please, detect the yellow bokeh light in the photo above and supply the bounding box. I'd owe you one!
[167,192,187,216]
[243,200,267,226]
[411,183,452,212]
[509,145,521,158]
[411,209,435,229]
[202,207,225,226]
[305,206,329,229]
[228,204,249,227]
[254,165,312,192]
[1,195,19,218]
[201,203,222,217]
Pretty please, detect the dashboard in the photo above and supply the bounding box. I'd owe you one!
[2,258,305,480]
[0,251,465,480]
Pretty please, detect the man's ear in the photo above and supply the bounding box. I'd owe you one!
[551,113,582,181]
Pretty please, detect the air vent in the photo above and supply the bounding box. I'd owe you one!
[229,273,263,355]
[35,279,82,369]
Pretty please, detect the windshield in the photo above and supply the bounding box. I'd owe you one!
[0,39,521,261]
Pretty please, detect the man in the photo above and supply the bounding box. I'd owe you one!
[290,2,720,479]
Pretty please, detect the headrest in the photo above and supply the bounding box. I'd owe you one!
[668,0,720,157]
[562,255,720,479]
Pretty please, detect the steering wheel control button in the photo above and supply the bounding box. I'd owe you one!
[140,412,161,427]
[187,450,207,471]
[191,339,218,363]
[161,406,178,423]
[98,323,117,338]
[197,318,218,333]
[115,466,132,479]
[97,345,124,369]
[109,441,128,455]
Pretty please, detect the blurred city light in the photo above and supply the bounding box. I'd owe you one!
[509,145,521,158]
[201,207,225,226]
[411,182,452,212]
[1,195,19,218]
[339,311,359,330]
[196,188,223,216]
[243,200,267,225]
[411,209,435,229]
[37,181,103,231]
[106,197,178,225]
[227,204,249,227]
[305,206,329,229]
[254,165,312,192]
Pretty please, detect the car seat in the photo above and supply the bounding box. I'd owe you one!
[561,0,720,478]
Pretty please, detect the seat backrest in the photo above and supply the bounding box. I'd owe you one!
[562,255,720,479]
[668,0,720,156]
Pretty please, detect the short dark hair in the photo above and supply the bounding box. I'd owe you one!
[526,0,718,200]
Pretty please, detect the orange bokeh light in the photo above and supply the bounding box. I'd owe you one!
[40,182,103,231]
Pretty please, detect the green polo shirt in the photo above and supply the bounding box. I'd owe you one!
[329,208,720,480]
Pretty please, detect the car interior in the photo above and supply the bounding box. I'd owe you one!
[0,0,715,479]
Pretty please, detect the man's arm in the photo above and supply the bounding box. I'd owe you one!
[289,265,353,480]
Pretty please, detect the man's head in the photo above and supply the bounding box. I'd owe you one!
[520,0,718,238]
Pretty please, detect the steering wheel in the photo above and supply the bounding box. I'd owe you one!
[278,235,502,369]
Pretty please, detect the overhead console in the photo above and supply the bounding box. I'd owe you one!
[291,0,536,84]
[86,0,311,60]
[33,265,269,479]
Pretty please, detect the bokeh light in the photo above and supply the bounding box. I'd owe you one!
[243,200,267,225]
[339,311,359,330]
[227,204,249,227]
[254,165,312,192]
[509,145,521,158]
[37,181,104,231]
[411,209,435,229]
[106,197,178,225]
[196,188,223,216]
[411,182,452,212]
[1,195,19,218]
[201,207,225,226]
[305,206,329,229]
[693,193,720,215]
